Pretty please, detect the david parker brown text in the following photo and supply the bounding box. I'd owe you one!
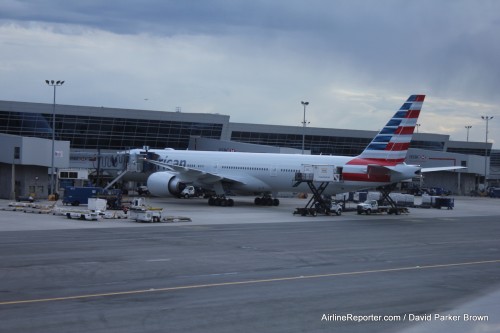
[321,313,489,323]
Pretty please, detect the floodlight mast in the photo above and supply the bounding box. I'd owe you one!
[465,125,472,142]
[45,80,64,196]
[481,116,493,188]
[301,101,309,155]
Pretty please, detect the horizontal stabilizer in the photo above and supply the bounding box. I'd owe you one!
[421,166,467,173]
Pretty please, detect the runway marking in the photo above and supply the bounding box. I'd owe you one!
[1,259,499,306]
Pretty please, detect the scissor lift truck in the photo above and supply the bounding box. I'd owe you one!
[356,185,410,215]
[292,164,342,217]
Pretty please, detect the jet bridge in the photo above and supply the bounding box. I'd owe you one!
[101,150,150,190]
[293,164,342,216]
[126,151,148,173]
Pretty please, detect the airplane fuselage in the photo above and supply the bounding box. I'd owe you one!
[141,149,420,196]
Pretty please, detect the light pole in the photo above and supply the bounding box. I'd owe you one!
[301,101,309,154]
[481,116,493,188]
[45,80,64,196]
[465,125,472,142]
[415,123,421,133]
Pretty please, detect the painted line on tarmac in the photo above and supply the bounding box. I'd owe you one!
[1,259,500,306]
[146,258,172,262]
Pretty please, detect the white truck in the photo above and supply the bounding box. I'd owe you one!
[356,200,408,215]
[294,200,343,216]
[329,201,343,216]
[179,186,199,199]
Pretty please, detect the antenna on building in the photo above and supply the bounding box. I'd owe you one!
[175,107,182,113]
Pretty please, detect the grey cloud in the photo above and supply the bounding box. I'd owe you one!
[1,0,499,144]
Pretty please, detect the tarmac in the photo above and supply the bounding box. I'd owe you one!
[0,195,498,231]
[0,195,499,332]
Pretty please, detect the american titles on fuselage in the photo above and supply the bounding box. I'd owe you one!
[157,156,187,167]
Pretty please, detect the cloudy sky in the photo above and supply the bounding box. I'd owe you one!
[1,0,499,147]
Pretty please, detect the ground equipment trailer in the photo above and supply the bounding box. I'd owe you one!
[129,209,163,222]
[65,211,99,221]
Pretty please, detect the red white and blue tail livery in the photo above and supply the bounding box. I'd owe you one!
[349,94,425,166]
[340,95,426,185]
[127,94,462,206]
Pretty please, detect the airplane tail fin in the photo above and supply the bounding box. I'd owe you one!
[349,94,425,166]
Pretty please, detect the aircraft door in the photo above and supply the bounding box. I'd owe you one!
[337,166,343,181]
[270,165,278,177]
[212,162,219,174]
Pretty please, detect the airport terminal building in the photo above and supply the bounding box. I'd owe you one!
[0,100,497,199]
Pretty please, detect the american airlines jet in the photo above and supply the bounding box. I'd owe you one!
[130,95,457,206]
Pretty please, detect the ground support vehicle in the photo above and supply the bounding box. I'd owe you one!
[129,208,164,222]
[489,188,500,198]
[128,197,191,223]
[62,187,122,209]
[179,185,201,199]
[292,165,344,217]
[318,200,343,216]
[59,198,106,221]
[129,208,192,223]
[6,202,56,214]
[356,185,411,215]
[65,211,99,221]
[292,180,329,217]
[63,187,103,206]
[293,200,343,217]
[433,197,454,209]
[128,197,163,222]
[356,200,409,215]
[420,195,455,209]
[137,186,150,196]
[322,200,343,216]
[95,189,123,210]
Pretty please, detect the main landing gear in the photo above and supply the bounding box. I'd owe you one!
[254,196,280,206]
[208,196,234,207]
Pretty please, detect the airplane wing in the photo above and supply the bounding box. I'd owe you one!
[145,159,246,185]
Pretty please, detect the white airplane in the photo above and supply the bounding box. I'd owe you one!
[130,95,459,206]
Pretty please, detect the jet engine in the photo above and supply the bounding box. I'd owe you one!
[147,171,186,197]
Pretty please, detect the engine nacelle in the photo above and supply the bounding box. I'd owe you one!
[147,171,186,197]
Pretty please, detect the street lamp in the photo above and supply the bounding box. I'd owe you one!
[45,80,64,196]
[415,123,421,133]
[481,116,493,188]
[465,125,472,142]
[301,101,309,154]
